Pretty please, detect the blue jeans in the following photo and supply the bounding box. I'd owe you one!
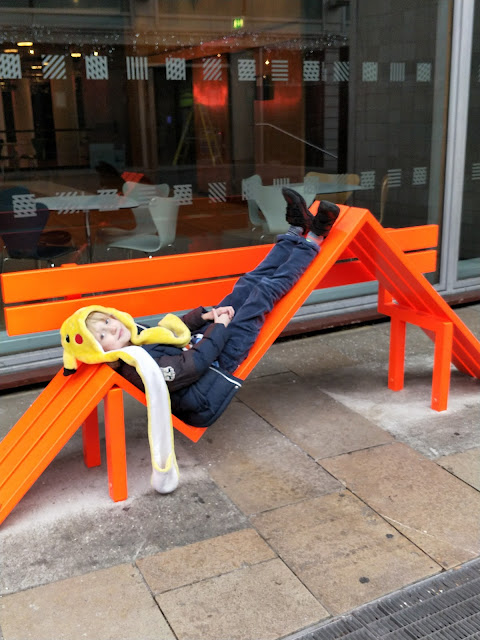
[216,233,319,372]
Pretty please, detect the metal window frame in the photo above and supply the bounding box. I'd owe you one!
[441,0,479,293]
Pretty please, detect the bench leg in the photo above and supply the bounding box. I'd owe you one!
[82,408,101,468]
[104,387,128,502]
[388,316,406,391]
[431,321,453,412]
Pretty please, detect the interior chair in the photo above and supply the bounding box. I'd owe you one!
[107,195,179,258]
[0,186,80,271]
[252,182,316,237]
[96,182,171,245]
[379,174,389,224]
[242,175,268,233]
[304,172,360,205]
[254,185,291,236]
[122,181,170,205]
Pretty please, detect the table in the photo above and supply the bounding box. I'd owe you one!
[38,194,138,261]
[306,183,364,195]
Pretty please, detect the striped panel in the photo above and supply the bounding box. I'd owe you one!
[208,182,227,203]
[42,54,67,80]
[203,58,222,81]
[271,60,288,81]
[126,56,148,80]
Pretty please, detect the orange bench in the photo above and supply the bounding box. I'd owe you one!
[2,205,479,526]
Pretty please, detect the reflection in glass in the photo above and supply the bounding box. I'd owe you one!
[0,1,451,269]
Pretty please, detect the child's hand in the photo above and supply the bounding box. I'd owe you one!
[202,306,234,322]
[212,308,231,327]
[215,306,234,319]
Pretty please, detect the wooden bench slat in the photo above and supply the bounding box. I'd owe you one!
[0,226,438,305]
[386,224,438,251]
[0,245,273,305]
[4,250,437,336]
[316,250,437,290]
[4,277,239,336]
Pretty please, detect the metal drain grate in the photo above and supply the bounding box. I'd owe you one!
[287,559,480,640]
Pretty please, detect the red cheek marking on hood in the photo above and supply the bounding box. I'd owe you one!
[75,334,83,344]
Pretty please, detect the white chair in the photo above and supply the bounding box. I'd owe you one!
[107,196,179,257]
[97,182,171,245]
[254,184,316,236]
[242,174,267,232]
[122,181,170,205]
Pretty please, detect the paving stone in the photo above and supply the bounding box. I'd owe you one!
[250,334,357,379]
[309,321,393,366]
[304,358,480,455]
[247,341,294,378]
[138,528,276,593]
[0,451,249,594]
[437,447,480,490]
[191,401,341,514]
[156,558,329,640]
[239,372,393,460]
[251,491,440,615]
[321,442,480,569]
[0,564,173,640]
[0,385,45,440]
[455,305,480,334]
[379,395,480,459]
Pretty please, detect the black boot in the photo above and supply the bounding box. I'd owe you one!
[282,187,313,235]
[311,200,340,238]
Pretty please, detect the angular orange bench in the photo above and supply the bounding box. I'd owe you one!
[1,205,479,526]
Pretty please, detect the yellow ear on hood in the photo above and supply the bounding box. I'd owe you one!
[60,305,191,373]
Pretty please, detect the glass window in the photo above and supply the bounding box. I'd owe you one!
[0,0,457,357]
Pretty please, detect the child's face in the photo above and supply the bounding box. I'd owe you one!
[89,314,132,351]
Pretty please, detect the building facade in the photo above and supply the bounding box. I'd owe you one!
[0,0,478,386]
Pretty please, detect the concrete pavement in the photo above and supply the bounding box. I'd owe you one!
[0,304,479,640]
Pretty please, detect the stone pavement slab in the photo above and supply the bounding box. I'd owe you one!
[137,528,276,593]
[248,335,357,379]
[321,442,480,569]
[0,564,174,640]
[251,491,440,615]
[437,446,480,491]
[302,360,480,456]
[238,372,394,460]
[156,558,329,640]
[185,401,341,515]
[0,443,249,594]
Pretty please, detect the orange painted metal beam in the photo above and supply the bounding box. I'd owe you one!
[0,365,118,525]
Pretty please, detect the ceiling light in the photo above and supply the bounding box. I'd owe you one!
[71,52,82,58]
[17,41,33,47]
[4,49,18,53]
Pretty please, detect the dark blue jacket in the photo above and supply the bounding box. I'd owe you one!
[117,307,242,428]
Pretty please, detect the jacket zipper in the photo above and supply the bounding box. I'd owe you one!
[209,366,242,388]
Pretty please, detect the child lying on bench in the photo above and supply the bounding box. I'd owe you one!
[60,189,339,492]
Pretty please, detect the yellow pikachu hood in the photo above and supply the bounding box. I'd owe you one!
[60,305,192,495]
[60,304,190,373]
